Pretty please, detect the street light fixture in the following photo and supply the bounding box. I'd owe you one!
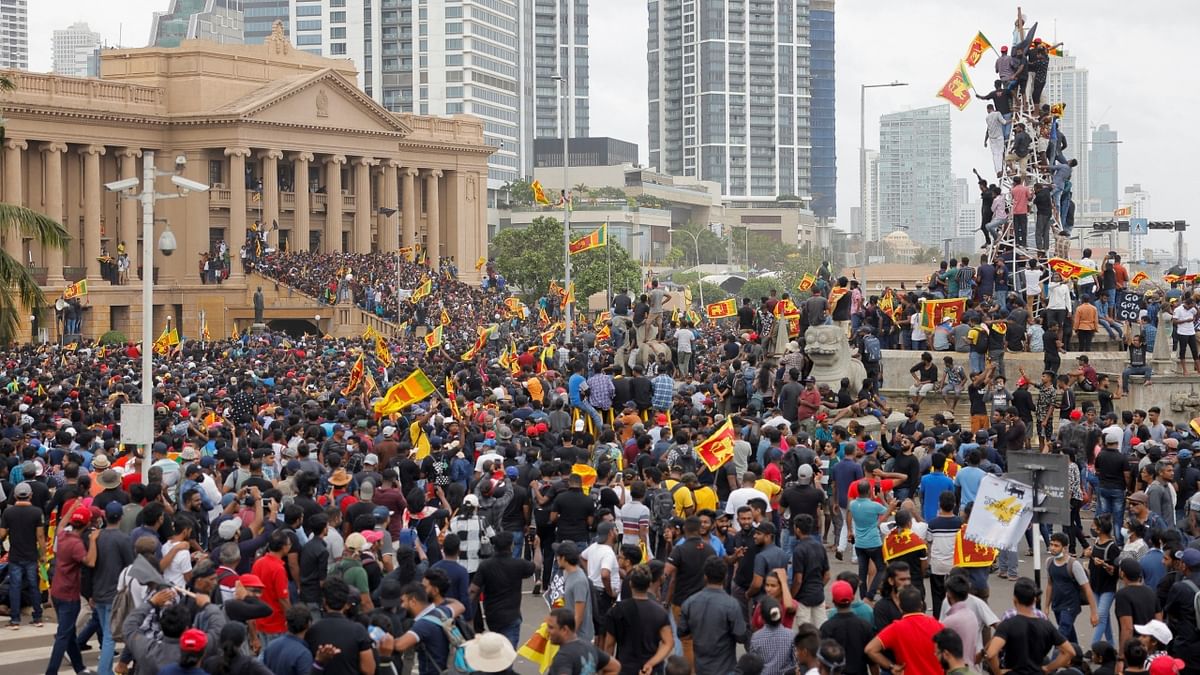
[552,72,573,341]
[106,150,208,482]
[669,228,704,311]
[860,80,908,293]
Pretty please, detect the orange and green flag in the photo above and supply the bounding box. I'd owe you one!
[704,298,737,319]
[1047,257,1098,281]
[964,31,993,67]
[937,61,973,111]
[410,277,433,303]
[569,223,608,255]
[373,368,437,417]
[63,279,88,300]
[695,416,736,471]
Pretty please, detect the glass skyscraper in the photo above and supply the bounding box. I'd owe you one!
[876,105,953,246]
[809,0,835,219]
[648,0,814,202]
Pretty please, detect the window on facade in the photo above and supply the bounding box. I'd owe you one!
[330,43,346,54]
[296,35,322,45]
[330,27,346,39]
[296,19,321,30]
[330,10,345,22]
[447,102,463,113]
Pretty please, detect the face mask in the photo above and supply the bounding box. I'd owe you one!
[1055,551,1068,561]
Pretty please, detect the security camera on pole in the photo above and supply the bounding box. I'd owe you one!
[105,151,209,482]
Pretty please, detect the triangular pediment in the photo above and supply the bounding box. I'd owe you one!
[216,69,411,136]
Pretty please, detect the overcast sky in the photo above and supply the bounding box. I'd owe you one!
[29,0,1200,253]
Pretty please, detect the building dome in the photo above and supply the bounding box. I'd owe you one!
[882,230,920,261]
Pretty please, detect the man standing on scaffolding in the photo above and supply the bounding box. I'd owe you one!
[984,105,1006,177]
[1007,123,1033,180]
[1033,182,1055,253]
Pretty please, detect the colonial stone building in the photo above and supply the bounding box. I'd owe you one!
[0,24,491,341]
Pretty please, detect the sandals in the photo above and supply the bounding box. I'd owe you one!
[6,622,17,630]
[31,620,43,628]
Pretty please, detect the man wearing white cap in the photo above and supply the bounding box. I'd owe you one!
[449,632,517,675]
[1134,619,1172,667]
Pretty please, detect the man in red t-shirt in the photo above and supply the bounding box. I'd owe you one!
[249,529,293,647]
[866,586,945,675]
[1010,177,1031,248]
[46,508,99,674]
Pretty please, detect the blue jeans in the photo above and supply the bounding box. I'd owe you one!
[496,620,522,649]
[96,601,116,675]
[781,529,797,575]
[1055,605,1080,644]
[1096,487,1126,546]
[997,549,1019,576]
[1123,365,1152,391]
[7,560,41,624]
[46,597,85,675]
[510,529,525,559]
[995,288,1008,312]
[1092,590,1115,645]
[969,351,986,375]
[574,401,603,433]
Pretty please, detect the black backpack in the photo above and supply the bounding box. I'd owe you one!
[649,486,676,531]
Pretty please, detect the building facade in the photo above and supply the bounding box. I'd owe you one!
[648,0,813,202]
[0,0,27,70]
[244,0,291,43]
[149,0,246,47]
[876,105,953,246]
[1045,54,1088,209]
[287,0,587,197]
[1088,123,1118,212]
[0,30,490,341]
[52,22,102,78]
[1123,183,1150,261]
[809,0,835,219]
[533,136,638,168]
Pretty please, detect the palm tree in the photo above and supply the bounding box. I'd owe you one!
[0,73,70,343]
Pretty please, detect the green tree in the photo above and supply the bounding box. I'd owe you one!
[490,217,641,306]
[502,179,535,207]
[0,75,70,343]
[670,222,728,266]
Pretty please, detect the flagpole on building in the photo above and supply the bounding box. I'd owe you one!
[606,223,612,310]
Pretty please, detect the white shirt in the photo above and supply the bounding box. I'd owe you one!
[985,111,1005,140]
[1024,269,1043,295]
[581,542,620,596]
[725,486,773,514]
[1046,281,1071,310]
[474,452,504,474]
[1174,305,1197,336]
[199,474,223,522]
[676,328,693,354]
[1078,258,1098,285]
[160,540,192,587]
[910,313,926,341]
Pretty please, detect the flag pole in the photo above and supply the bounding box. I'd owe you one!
[606,223,612,310]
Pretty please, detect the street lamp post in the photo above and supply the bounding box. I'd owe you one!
[670,228,704,311]
[105,150,208,482]
[860,81,908,294]
[553,72,573,341]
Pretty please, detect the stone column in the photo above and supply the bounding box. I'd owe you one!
[382,160,400,252]
[225,147,251,281]
[115,148,141,258]
[401,167,418,248]
[260,149,283,248]
[353,157,376,253]
[424,169,443,269]
[81,145,106,281]
[41,142,68,284]
[324,155,346,253]
[292,152,313,252]
[3,139,26,262]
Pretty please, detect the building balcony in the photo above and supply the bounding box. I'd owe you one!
[209,190,356,211]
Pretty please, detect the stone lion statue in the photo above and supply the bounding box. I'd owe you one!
[804,324,867,390]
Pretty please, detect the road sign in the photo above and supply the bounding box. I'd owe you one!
[120,403,154,447]
[1006,451,1070,526]
[1130,218,1149,236]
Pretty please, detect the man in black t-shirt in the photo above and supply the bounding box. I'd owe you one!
[1114,558,1160,648]
[547,607,618,675]
[0,482,45,628]
[470,532,536,647]
[986,578,1074,675]
[306,577,376,675]
[550,474,594,543]
[603,565,670,675]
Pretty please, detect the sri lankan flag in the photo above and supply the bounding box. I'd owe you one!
[963,31,993,67]
[569,223,608,255]
[531,180,551,206]
[828,286,849,308]
[953,525,997,567]
[399,245,416,262]
[596,324,611,342]
[231,324,240,341]
[882,528,928,563]
[919,297,966,332]
[363,325,381,341]
[445,376,462,420]
[538,307,550,327]
[541,322,562,346]
[341,352,365,395]
[560,283,575,310]
[594,311,610,328]
[375,335,393,368]
[410,277,433,303]
[1047,257,1098,281]
[937,60,973,111]
[152,326,173,355]
[1130,271,1149,286]
[1113,206,1132,217]
[475,256,486,271]
[440,308,451,326]
[518,622,560,673]
[695,417,735,471]
[705,298,736,319]
[201,323,211,341]
[424,325,443,352]
[686,309,701,326]
[879,289,900,327]
[504,297,525,318]
[63,279,88,300]
[373,368,437,417]
[797,273,815,292]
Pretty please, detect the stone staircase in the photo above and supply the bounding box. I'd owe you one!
[247,271,404,339]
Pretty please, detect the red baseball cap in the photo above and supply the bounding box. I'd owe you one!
[69,507,91,527]
[1069,410,1082,421]
[831,580,855,605]
[239,574,265,589]
[179,628,208,653]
